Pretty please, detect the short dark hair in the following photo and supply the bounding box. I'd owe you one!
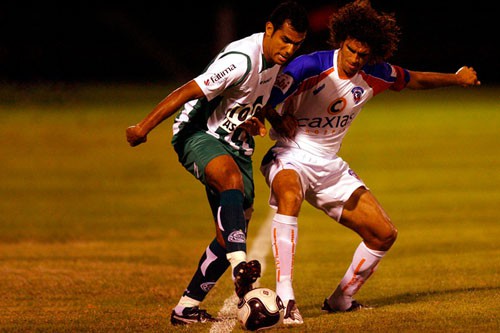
[328,1,400,63]
[268,1,309,33]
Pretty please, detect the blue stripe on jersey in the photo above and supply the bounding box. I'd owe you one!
[268,50,334,107]
[286,50,334,82]
[361,62,410,85]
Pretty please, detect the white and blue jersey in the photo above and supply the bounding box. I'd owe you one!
[268,49,410,157]
[172,32,280,156]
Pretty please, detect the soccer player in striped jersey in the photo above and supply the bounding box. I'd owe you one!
[260,0,480,325]
[126,1,308,326]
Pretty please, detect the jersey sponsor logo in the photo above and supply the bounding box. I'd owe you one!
[274,73,293,94]
[204,64,237,86]
[218,96,264,133]
[297,113,355,129]
[200,282,216,292]
[351,87,364,104]
[327,97,347,114]
[228,230,246,243]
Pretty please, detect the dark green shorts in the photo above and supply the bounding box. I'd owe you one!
[173,131,255,212]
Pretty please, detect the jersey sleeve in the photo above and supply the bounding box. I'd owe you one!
[268,53,325,114]
[193,52,251,101]
[361,62,410,96]
[389,65,410,91]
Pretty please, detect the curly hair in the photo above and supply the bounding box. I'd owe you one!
[327,0,400,63]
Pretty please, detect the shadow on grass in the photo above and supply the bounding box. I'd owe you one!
[370,285,499,307]
[302,285,499,315]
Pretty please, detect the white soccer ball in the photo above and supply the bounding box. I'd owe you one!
[237,287,285,331]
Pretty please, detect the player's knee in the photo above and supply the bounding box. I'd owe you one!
[276,188,303,215]
[223,170,244,188]
[206,162,244,191]
[387,225,398,246]
[377,224,398,250]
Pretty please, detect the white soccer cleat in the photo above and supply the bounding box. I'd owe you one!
[283,299,304,325]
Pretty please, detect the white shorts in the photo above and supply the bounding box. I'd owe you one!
[260,146,367,222]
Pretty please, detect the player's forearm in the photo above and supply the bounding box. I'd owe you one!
[407,67,479,90]
[135,102,175,136]
[127,81,204,147]
[135,82,200,135]
[406,71,462,90]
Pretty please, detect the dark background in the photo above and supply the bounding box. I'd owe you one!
[1,0,496,84]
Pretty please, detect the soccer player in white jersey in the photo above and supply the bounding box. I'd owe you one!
[260,0,480,325]
[126,1,307,326]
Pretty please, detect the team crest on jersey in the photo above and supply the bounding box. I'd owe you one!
[351,87,364,104]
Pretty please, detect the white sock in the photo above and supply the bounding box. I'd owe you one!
[328,242,386,311]
[226,250,247,280]
[174,295,200,314]
[272,213,298,305]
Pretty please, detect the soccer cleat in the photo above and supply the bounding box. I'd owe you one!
[170,306,219,325]
[234,260,261,298]
[283,299,304,325]
[321,298,373,313]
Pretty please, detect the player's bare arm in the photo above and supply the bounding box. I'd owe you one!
[126,80,204,147]
[406,66,480,90]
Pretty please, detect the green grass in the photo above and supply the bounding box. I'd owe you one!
[0,84,499,332]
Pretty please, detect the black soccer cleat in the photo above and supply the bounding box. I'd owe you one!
[234,260,261,298]
[321,298,373,313]
[170,306,219,325]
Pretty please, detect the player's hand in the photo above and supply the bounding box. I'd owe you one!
[456,66,481,87]
[239,117,267,137]
[126,125,147,147]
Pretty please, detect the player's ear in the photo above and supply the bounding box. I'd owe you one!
[265,22,275,37]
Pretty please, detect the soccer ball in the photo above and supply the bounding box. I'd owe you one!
[237,287,285,331]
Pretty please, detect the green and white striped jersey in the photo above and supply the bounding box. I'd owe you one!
[172,32,280,156]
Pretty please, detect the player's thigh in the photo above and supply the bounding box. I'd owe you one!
[305,160,366,222]
[205,155,245,191]
[174,132,228,185]
[261,148,309,214]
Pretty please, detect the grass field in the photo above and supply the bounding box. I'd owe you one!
[0,83,499,332]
